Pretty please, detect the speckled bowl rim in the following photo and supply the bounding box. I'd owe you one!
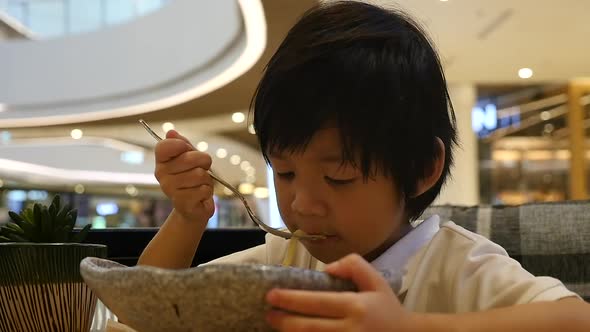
[80,256,355,287]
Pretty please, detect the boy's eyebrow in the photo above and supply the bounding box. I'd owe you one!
[268,152,344,163]
[318,154,345,163]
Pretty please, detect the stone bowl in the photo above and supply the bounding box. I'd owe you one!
[80,257,356,332]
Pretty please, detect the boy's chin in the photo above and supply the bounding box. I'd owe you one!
[303,244,351,265]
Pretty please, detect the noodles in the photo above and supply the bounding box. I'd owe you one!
[281,230,306,266]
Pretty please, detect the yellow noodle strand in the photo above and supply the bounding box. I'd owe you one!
[281,230,306,266]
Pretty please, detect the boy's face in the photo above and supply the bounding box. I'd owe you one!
[269,128,410,263]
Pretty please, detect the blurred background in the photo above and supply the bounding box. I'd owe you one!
[0,0,588,229]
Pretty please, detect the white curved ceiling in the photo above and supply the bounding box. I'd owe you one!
[0,0,266,128]
[0,0,273,190]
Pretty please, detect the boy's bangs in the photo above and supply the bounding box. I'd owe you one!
[254,56,408,177]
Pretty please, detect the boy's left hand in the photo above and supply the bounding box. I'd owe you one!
[265,254,416,332]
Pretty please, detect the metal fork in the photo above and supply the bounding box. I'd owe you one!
[139,119,324,240]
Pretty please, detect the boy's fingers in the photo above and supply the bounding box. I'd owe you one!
[324,254,390,293]
[266,288,355,318]
[158,152,213,175]
[172,186,215,218]
[159,168,214,191]
[154,139,193,163]
[166,129,195,149]
[201,197,215,216]
[266,310,344,332]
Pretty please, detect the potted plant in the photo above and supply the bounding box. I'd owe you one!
[0,194,107,332]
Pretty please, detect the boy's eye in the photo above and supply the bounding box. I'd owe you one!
[276,172,295,180]
[325,176,356,185]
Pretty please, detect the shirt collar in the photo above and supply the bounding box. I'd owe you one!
[370,215,440,292]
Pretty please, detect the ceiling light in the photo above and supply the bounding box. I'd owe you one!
[74,184,85,194]
[248,124,256,135]
[253,187,269,199]
[223,187,234,196]
[238,183,255,195]
[232,112,246,123]
[230,154,241,165]
[162,122,175,132]
[245,167,256,176]
[196,141,209,152]
[518,68,533,79]
[71,129,83,140]
[540,111,551,121]
[246,175,256,183]
[240,161,251,171]
[126,184,138,196]
[544,123,555,134]
[216,148,228,159]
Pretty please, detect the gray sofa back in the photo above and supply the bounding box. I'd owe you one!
[421,200,590,302]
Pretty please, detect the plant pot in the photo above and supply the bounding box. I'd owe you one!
[0,243,107,332]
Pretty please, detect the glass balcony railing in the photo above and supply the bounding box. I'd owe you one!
[0,0,168,39]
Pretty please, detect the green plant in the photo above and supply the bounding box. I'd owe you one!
[0,194,91,243]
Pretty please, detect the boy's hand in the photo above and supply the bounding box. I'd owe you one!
[266,254,416,332]
[154,130,215,224]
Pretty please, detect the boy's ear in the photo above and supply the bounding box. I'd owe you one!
[412,137,445,198]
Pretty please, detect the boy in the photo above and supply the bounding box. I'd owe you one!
[139,1,589,331]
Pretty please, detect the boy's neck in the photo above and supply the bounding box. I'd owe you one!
[363,222,414,262]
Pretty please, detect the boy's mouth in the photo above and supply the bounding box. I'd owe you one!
[297,229,333,237]
[299,232,338,242]
[292,226,337,241]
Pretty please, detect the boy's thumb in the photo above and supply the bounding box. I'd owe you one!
[325,254,391,293]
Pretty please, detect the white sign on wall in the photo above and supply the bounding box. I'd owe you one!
[472,103,520,137]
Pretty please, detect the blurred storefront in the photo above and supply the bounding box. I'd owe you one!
[0,185,265,229]
[477,82,590,205]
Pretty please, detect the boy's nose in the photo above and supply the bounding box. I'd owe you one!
[290,190,327,217]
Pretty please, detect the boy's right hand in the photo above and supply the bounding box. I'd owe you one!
[154,130,215,224]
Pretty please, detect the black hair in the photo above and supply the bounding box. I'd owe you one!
[252,1,457,220]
